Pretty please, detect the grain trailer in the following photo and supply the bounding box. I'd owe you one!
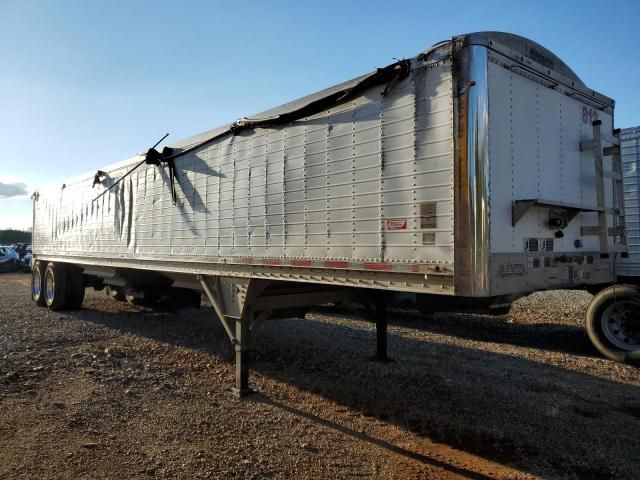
[31,32,634,395]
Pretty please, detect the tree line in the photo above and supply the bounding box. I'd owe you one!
[0,229,32,244]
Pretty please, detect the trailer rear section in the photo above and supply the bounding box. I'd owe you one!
[31,32,638,393]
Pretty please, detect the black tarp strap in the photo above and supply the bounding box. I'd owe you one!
[95,58,412,204]
[159,58,411,162]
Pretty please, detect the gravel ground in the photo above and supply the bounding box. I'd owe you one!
[1,272,639,479]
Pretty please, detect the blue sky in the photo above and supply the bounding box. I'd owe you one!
[1,0,638,229]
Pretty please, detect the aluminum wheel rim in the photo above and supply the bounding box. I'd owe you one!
[45,270,55,303]
[33,269,41,297]
[601,300,640,351]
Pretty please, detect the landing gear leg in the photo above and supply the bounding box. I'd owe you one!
[199,276,271,398]
[371,292,393,362]
[232,311,253,397]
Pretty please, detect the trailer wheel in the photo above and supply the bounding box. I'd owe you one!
[106,286,125,301]
[44,262,69,311]
[585,285,640,364]
[31,261,46,306]
[66,265,85,309]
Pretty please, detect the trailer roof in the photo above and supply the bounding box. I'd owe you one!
[51,32,606,190]
[172,32,590,152]
[459,31,586,87]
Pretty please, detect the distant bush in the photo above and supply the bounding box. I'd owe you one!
[0,229,32,244]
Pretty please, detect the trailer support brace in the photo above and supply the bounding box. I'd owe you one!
[198,275,271,398]
[199,275,369,396]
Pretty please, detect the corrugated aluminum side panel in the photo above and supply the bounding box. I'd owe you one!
[33,61,454,268]
[617,127,640,276]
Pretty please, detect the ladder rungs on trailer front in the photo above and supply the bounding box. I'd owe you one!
[579,134,620,151]
[578,121,625,254]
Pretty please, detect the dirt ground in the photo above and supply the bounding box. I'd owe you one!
[1,273,639,479]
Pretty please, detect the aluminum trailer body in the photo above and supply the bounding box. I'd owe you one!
[33,32,620,297]
[31,32,634,393]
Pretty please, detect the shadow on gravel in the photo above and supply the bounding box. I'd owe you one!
[308,304,597,358]
[250,394,494,480]
[390,309,598,358]
[70,302,640,479]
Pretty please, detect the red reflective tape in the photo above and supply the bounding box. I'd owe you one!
[363,262,393,271]
[324,260,349,269]
[262,258,282,265]
[411,264,421,272]
[290,259,312,267]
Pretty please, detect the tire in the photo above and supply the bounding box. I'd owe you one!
[106,286,125,301]
[585,284,640,364]
[31,261,46,306]
[44,262,69,311]
[66,265,85,309]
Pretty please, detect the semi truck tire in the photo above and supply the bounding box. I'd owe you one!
[66,265,85,309]
[585,284,640,364]
[44,262,69,311]
[31,261,46,306]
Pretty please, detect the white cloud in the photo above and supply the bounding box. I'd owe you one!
[0,181,29,198]
[0,178,33,229]
[0,197,33,230]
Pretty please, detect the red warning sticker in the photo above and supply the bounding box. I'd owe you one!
[386,218,407,230]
